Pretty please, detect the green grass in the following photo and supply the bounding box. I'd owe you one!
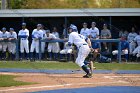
[0,61,140,70]
[0,75,35,87]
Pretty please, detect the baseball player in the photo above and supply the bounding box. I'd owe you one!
[80,22,90,38]
[89,22,99,39]
[68,24,92,78]
[1,27,9,60]
[8,28,17,60]
[18,23,29,60]
[52,27,60,60]
[59,42,73,61]
[0,30,3,59]
[101,24,112,51]
[127,27,138,54]
[30,24,43,60]
[132,31,140,60]
[112,36,129,62]
[45,30,58,60]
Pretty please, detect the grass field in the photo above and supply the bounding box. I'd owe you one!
[0,75,35,87]
[0,61,140,70]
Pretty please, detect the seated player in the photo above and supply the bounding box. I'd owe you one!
[112,36,129,62]
[45,30,59,60]
[91,42,100,61]
[59,42,73,61]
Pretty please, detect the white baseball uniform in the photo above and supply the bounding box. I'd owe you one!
[80,28,90,38]
[68,31,90,67]
[89,27,99,39]
[127,32,138,54]
[52,32,60,53]
[30,29,43,53]
[60,42,73,54]
[1,31,9,52]
[18,28,29,53]
[7,31,17,54]
[0,31,3,51]
[45,33,60,53]
[41,29,46,53]
[133,35,140,57]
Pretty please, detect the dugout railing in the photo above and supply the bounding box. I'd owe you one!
[0,39,19,60]
[39,39,121,62]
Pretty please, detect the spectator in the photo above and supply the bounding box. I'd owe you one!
[8,28,17,60]
[100,24,112,51]
[89,22,99,39]
[45,30,60,60]
[1,27,9,60]
[52,27,60,60]
[119,29,129,38]
[18,23,29,60]
[62,24,68,38]
[112,36,129,62]
[80,22,90,38]
[127,27,138,55]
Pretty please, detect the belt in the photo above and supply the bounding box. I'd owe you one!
[79,43,87,49]
[21,38,27,40]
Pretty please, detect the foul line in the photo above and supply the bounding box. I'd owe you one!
[0,81,129,92]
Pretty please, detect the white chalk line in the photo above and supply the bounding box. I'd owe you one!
[104,76,140,79]
[0,81,129,92]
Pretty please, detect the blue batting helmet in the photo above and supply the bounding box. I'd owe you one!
[69,24,78,32]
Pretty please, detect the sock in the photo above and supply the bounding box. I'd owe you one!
[82,65,90,74]
[20,53,24,59]
[30,52,33,59]
[84,61,90,65]
[48,52,52,59]
[67,53,71,61]
[35,53,39,59]
[125,54,128,60]
[27,53,29,59]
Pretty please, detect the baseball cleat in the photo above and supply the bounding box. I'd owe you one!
[83,73,92,78]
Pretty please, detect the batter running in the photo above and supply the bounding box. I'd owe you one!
[68,24,92,78]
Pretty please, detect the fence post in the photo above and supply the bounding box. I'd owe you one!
[39,39,42,60]
[118,41,121,63]
[15,38,19,60]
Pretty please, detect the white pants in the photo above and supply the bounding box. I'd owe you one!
[60,49,72,54]
[112,49,128,55]
[41,42,45,53]
[0,43,2,51]
[48,43,60,53]
[2,42,8,52]
[132,46,140,57]
[76,45,90,67]
[129,41,136,54]
[30,40,39,53]
[20,39,29,53]
[8,42,16,54]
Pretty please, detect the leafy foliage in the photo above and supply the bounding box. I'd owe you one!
[6,0,140,9]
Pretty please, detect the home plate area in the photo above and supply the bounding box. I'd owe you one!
[0,72,140,93]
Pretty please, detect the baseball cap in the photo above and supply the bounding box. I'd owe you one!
[46,30,50,33]
[91,22,96,25]
[22,23,26,26]
[9,28,14,31]
[83,22,87,25]
[2,27,6,31]
[37,24,42,27]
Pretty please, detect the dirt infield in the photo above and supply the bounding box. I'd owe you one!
[0,72,140,93]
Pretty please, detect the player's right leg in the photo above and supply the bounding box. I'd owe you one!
[20,41,24,60]
[48,44,53,60]
[30,41,35,61]
[24,40,29,60]
[2,43,8,60]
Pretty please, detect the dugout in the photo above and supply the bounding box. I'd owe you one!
[0,8,140,61]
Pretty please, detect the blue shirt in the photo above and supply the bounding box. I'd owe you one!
[121,40,129,50]
[92,42,100,49]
